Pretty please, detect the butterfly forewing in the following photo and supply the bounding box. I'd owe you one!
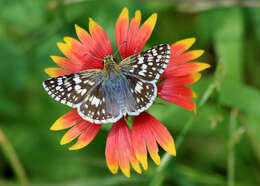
[43,70,103,107]
[119,44,171,82]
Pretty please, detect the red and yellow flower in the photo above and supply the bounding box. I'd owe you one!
[45,8,210,177]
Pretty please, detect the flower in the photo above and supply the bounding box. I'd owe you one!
[45,8,210,177]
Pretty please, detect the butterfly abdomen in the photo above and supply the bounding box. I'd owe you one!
[103,73,136,116]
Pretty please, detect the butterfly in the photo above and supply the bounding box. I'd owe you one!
[43,44,171,124]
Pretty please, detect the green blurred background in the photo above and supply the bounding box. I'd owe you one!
[1,0,260,186]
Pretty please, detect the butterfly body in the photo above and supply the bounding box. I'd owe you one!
[102,55,122,79]
[43,44,171,124]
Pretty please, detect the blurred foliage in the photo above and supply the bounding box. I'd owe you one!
[0,0,260,186]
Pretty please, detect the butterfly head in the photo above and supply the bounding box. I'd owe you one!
[103,55,115,64]
[103,55,121,78]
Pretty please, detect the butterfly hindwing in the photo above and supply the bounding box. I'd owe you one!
[43,70,103,107]
[77,74,156,123]
[77,83,116,123]
[125,75,157,115]
[77,74,137,123]
[119,44,171,82]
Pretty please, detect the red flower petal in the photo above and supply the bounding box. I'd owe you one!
[172,50,204,65]
[171,38,196,57]
[69,123,101,150]
[64,37,103,70]
[74,24,103,69]
[133,13,157,55]
[132,112,176,167]
[158,82,196,111]
[89,18,113,58]
[165,73,201,86]
[106,119,141,177]
[57,42,85,67]
[50,56,79,73]
[115,8,157,59]
[50,109,81,131]
[50,109,101,150]
[115,8,129,60]
[47,19,114,77]
[60,120,90,145]
[105,123,119,174]
[125,10,141,58]
[131,117,148,170]
[158,79,196,98]
[75,24,94,46]
[164,62,210,77]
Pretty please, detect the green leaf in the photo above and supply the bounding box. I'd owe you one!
[220,80,260,115]
[214,8,244,82]
[249,8,260,44]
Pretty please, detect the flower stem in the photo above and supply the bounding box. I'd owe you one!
[0,128,29,186]
[228,108,238,186]
[150,82,216,186]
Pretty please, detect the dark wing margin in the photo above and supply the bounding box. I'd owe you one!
[119,44,171,82]
[42,70,103,108]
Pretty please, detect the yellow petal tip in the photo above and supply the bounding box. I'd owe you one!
[192,90,197,98]
[133,165,142,174]
[50,55,60,62]
[197,63,211,71]
[120,7,129,18]
[174,38,197,52]
[193,105,197,115]
[145,13,157,30]
[122,169,130,178]
[167,148,176,157]
[56,42,64,48]
[163,141,176,157]
[191,72,202,83]
[136,154,148,170]
[57,42,69,52]
[192,50,205,58]
[50,123,60,131]
[150,153,161,166]
[150,13,158,22]
[63,36,71,41]
[107,164,119,175]
[60,135,72,145]
[69,144,82,151]
[44,68,59,78]
[75,24,85,33]
[89,17,93,28]
[135,10,141,19]
[181,38,196,47]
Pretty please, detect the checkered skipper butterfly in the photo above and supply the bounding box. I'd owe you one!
[43,44,171,124]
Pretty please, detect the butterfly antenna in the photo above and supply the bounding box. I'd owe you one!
[83,53,103,61]
[114,41,127,58]
[133,42,141,55]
